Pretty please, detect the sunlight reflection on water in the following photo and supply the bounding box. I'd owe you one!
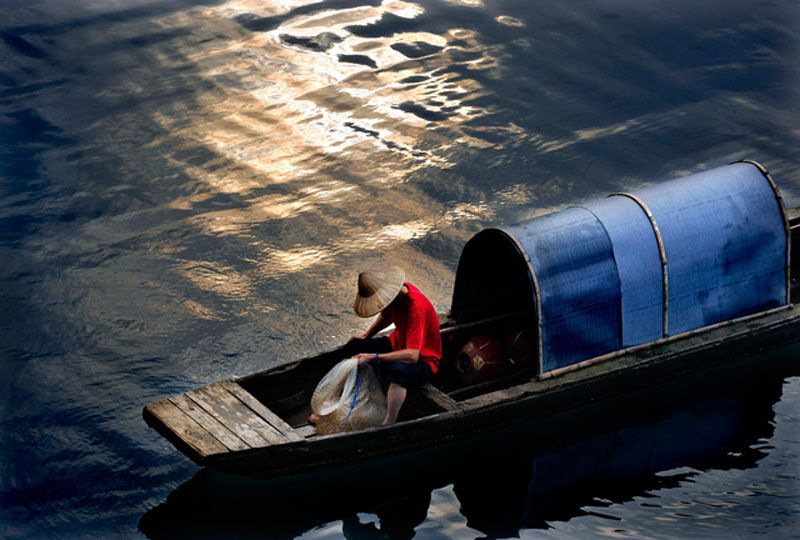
[1,0,799,537]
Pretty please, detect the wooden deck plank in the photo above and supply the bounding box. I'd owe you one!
[146,400,228,458]
[222,381,304,442]
[418,384,459,411]
[169,394,250,452]
[295,424,316,438]
[188,383,288,446]
[406,384,459,415]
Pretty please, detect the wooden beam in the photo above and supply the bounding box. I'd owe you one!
[146,400,228,458]
[440,309,526,334]
[412,384,459,412]
[187,384,287,447]
[222,381,303,442]
[460,305,798,409]
[169,394,250,452]
[787,206,800,226]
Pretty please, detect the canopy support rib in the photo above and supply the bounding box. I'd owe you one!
[735,159,792,304]
[613,192,669,338]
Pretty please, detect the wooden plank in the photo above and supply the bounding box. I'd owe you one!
[418,384,459,411]
[169,394,250,452]
[222,380,303,442]
[440,309,526,334]
[187,383,287,446]
[461,305,800,409]
[295,424,316,438]
[406,384,459,415]
[146,400,228,458]
[787,206,800,225]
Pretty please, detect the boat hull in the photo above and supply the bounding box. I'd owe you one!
[192,303,800,477]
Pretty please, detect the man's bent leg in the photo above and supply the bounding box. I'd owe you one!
[381,362,432,425]
[383,383,407,425]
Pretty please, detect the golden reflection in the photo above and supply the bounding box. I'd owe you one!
[176,260,254,300]
[576,123,634,140]
[153,0,507,194]
[495,15,525,28]
[443,0,484,8]
[263,246,332,275]
[139,0,518,309]
[257,219,436,277]
[494,183,538,205]
[205,0,319,19]
[181,298,221,320]
[531,117,645,154]
[444,202,494,223]
[186,181,357,237]
[596,525,641,538]
[142,277,224,321]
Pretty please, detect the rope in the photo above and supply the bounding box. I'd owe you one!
[344,367,362,420]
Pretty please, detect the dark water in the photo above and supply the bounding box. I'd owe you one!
[1,0,798,538]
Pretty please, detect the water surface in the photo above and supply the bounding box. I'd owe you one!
[0,0,798,538]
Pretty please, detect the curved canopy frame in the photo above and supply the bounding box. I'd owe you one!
[451,161,790,375]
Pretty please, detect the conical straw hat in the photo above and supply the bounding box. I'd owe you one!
[354,267,406,317]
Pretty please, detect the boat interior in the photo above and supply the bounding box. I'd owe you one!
[236,309,531,437]
[236,206,800,440]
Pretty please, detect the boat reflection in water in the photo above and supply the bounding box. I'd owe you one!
[139,347,797,539]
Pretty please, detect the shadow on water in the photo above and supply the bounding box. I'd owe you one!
[138,347,798,539]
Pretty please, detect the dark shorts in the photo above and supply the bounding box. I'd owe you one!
[346,336,433,390]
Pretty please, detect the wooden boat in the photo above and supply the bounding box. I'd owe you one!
[139,351,792,539]
[143,161,800,478]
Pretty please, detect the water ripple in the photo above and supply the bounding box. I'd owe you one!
[1,0,799,538]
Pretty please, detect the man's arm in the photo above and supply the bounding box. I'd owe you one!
[356,300,425,364]
[355,348,419,365]
[353,312,391,340]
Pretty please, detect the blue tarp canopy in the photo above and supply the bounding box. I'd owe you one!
[451,161,790,374]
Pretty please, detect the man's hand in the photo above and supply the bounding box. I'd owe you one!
[354,353,375,366]
[349,332,369,342]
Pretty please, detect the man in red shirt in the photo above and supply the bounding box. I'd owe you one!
[349,266,442,425]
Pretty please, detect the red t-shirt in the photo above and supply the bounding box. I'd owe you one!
[385,282,442,373]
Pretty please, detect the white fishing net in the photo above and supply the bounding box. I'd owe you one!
[310,359,387,435]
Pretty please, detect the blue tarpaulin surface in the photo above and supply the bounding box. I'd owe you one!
[504,207,622,372]
[583,196,664,347]
[452,162,788,374]
[632,163,787,335]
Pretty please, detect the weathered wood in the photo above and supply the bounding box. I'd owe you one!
[146,400,228,458]
[447,370,534,401]
[538,305,790,381]
[295,424,316,438]
[440,309,526,333]
[261,389,307,413]
[169,394,250,452]
[405,384,459,416]
[187,383,288,446]
[460,304,800,409]
[788,206,800,225]
[411,383,459,412]
[221,381,303,443]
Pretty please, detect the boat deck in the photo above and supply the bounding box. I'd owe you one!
[144,378,458,461]
[144,380,303,460]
